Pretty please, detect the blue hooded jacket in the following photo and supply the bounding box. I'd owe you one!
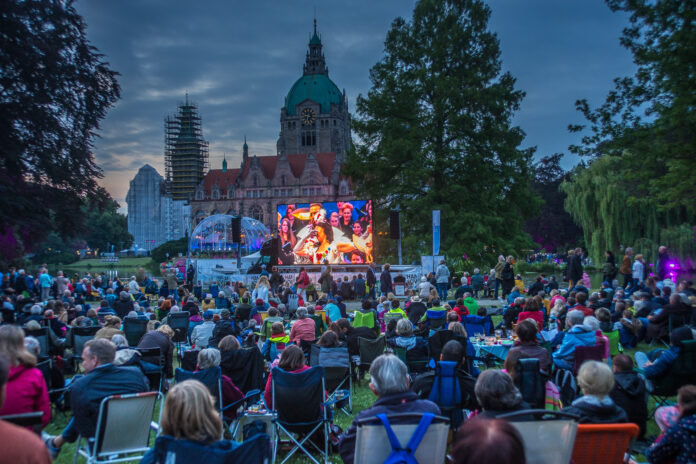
[552,324,596,368]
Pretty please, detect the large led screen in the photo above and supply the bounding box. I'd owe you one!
[277,200,373,265]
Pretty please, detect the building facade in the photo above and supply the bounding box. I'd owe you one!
[126,164,190,250]
[190,21,355,231]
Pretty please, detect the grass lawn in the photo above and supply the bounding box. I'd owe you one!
[61,257,153,269]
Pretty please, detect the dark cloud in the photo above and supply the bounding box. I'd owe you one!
[74,0,634,207]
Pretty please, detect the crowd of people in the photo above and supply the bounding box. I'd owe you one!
[0,246,694,463]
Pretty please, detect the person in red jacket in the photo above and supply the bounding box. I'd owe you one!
[0,325,50,428]
[517,298,544,329]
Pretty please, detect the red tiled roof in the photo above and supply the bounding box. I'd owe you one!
[239,152,337,181]
[202,168,240,194]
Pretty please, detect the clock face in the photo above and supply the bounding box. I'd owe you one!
[301,108,315,125]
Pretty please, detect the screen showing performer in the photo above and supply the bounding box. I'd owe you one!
[277,200,373,265]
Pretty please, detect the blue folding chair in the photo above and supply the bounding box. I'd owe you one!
[270,366,329,464]
[146,432,270,463]
[428,361,464,429]
[175,367,223,414]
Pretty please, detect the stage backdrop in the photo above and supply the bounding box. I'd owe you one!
[276,200,373,265]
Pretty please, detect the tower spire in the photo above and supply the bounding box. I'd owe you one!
[304,18,327,76]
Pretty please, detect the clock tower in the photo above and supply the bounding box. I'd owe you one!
[277,19,351,160]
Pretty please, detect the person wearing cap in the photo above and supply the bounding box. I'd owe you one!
[191,311,216,348]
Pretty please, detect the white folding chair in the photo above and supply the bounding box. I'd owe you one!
[499,409,579,464]
[73,391,162,464]
[353,413,449,464]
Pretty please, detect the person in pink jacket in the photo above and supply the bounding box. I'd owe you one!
[0,325,50,428]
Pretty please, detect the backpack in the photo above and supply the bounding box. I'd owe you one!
[553,368,577,407]
[377,413,434,464]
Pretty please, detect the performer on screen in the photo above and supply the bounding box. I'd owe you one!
[278,217,296,265]
[294,216,357,264]
[338,202,355,237]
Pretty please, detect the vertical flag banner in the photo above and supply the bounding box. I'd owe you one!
[432,210,441,256]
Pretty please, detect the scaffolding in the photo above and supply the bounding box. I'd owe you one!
[164,96,209,200]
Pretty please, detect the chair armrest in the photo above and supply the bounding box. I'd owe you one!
[150,421,159,432]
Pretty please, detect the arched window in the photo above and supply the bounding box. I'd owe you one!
[281,175,286,186]
[211,187,220,200]
[227,187,235,199]
[253,176,258,187]
[195,189,204,200]
[248,205,263,223]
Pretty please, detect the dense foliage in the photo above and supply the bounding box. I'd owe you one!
[151,238,188,265]
[0,0,120,261]
[345,0,540,265]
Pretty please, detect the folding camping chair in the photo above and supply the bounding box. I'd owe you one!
[353,413,449,464]
[391,345,429,373]
[571,423,639,464]
[0,411,44,435]
[573,344,605,375]
[73,391,162,464]
[356,336,386,384]
[146,433,270,464]
[514,358,545,409]
[123,317,148,347]
[650,339,696,415]
[136,347,164,392]
[69,326,100,372]
[270,366,330,464]
[499,410,579,464]
[174,367,223,416]
[168,311,190,358]
[310,345,353,415]
[427,361,465,429]
[24,327,51,357]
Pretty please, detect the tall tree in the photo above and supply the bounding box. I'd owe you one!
[523,154,583,252]
[569,0,696,214]
[82,195,133,252]
[0,0,120,261]
[345,0,540,264]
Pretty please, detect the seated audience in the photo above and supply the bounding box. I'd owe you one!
[503,298,525,329]
[562,361,628,423]
[336,318,378,357]
[573,292,593,317]
[635,326,694,383]
[191,311,215,348]
[317,330,341,348]
[0,325,50,427]
[0,354,52,463]
[288,307,316,344]
[474,369,529,419]
[264,345,310,408]
[218,336,264,393]
[610,354,647,438]
[137,324,175,381]
[261,322,289,361]
[140,380,223,464]
[196,348,243,420]
[645,384,696,464]
[646,293,692,341]
[451,418,526,464]
[43,339,149,458]
[338,355,440,464]
[412,340,478,410]
[517,298,544,328]
[94,315,123,340]
[504,319,552,374]
[552,309,596,370]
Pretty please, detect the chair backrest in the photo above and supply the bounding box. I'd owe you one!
[175,367,222,411]
[149,433,270,464]
[0,411,44,435]
[93,391,162,457]
[287,294,299,311]
[503,411,579,464]
[602,330,620,357]
[271,366,326,426]
[136,347,163,366]
[384,311,404,326]
[35,359,52,390]
[123,317,148,346]
[573,344,605,375]
[514,358,545,409]
[428,361,461,410]
[168,311,190,343]
[309,343,321,367]
[655,339,696,396]
[70,326,100,357]
[358,336,386,367]
[570,423,639,464]
[353,413,449,464]
[668,312,687,332]
[24,328,49,357]
[354,311,375,329]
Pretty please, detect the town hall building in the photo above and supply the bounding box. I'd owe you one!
[190,21,355,230]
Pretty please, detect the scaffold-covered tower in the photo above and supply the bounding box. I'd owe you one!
[165,95,209,200]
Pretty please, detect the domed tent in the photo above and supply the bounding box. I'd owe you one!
[189,214,270,256]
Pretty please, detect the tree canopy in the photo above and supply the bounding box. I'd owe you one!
[344,0,539,264]
[569,0,696,214]
[0,0,120,261]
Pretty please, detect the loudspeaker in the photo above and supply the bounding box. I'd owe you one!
[232,216,242,243]
[389,211,400,239]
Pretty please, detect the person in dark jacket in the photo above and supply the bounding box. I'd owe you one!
[645,384,696,464]
[43,339,149,459]
[500,257,516,298]
[379,263,393,296]
[504,319,552,374]
[609,354,647,437]
[207,309,238,348]
[218,336,264,393]
[567,248,584,289]
[366,263,377,299]
[636,326,693,383]
[412,340,478,410]
[137,325,175,380]
[646,293,692,341]
[562,361,628,424]
[113,291,135,319]
[406,295,427,325]
[336,318,377,357]
[338,355,440,464]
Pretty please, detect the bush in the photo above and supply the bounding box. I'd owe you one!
[150,238,188,264]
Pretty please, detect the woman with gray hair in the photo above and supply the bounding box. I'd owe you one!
[562,361,627,423]
[475,369,528,419]
[389,319,428,370]
[288,306,316,344]
[195,348,243,419]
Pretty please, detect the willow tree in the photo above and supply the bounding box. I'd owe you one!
[345,0,540,264]
[561,156,695,264]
